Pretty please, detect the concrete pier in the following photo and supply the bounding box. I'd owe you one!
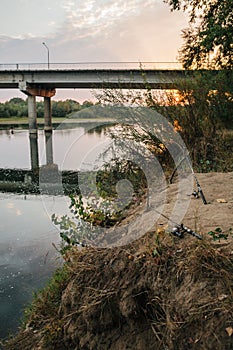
[45,130,54,165]
[29,133,39,170]
[24,89,55,168]
[44,96,53,165]
[28,95,37,134]
[44,97,52,132]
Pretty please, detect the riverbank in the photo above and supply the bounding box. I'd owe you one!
[7,237,233,350]
[3,172,233,350]
[0,117,65,125]
[0,117,115,126]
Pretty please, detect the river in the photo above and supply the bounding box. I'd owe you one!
[0,121,111,341]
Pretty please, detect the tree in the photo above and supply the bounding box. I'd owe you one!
[8,97,25,104]
[65,99,81,111]
[95,68,233,172]
[36,101,44,118]
[0,103,9,117]
[82,100,94,108]
[52,101,68,117]
[164,0,233,69]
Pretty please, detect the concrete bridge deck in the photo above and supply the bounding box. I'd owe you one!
[0,68,191,90]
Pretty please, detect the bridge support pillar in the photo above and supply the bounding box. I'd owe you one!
[28,95,37,134]
[44,96,52,132]
[45,131,54,165]
[29,133,39,171]
[44,96,53,164]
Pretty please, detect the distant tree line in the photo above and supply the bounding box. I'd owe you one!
[0,98,96,118]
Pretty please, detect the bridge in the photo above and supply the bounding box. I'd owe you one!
[0,68,187,90]
[0,62,228,194]
[0,61,193,134]
[0,62,188,92]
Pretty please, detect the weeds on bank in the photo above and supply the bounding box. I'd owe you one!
[52,159,146,254]
[3,266,72,349]
[23,265,71,326]
[51,193,124,254]
[208,227,233,242]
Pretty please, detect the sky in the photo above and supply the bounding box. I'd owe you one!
[0,0,189,102]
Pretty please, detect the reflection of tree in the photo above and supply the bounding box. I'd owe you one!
[86,123,116,136]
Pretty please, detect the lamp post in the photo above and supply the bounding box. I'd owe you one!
[42,42,50,69]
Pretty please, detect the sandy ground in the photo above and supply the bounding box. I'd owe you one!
[171,172,233,234]
[104,172,233,247]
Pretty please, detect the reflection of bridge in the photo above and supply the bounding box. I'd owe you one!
[0,122,107,195]
[0,126,77,194]
[0,166,81,195]
[0,125,87,194]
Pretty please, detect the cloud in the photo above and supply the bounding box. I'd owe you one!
[57,0,157,40]
[50,1,188,62]
[0,0,187,47]
[0,0,65,38]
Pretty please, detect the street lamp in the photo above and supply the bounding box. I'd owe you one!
[42,42,50,69]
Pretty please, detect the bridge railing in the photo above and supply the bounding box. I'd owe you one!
[0,62,183,71]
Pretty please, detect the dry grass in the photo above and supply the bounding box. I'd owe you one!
[4,230,233,350]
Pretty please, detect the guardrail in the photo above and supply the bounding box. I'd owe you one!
[0,62,183,71]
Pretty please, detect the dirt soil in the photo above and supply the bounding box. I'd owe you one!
[169,171,233,234]
[4,172,233,350]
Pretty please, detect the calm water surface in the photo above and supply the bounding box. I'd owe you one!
[0,124,110,340]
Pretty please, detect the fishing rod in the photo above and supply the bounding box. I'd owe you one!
[170,154,207,205]
[155,209,202,240]
[189,168,207,204]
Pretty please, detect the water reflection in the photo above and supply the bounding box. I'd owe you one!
[0,246,60,341]
[29,133,39,170]
[0,193,63,341]
[45,131,53,165]
[0,125,109,171]
[0,123,111,342]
